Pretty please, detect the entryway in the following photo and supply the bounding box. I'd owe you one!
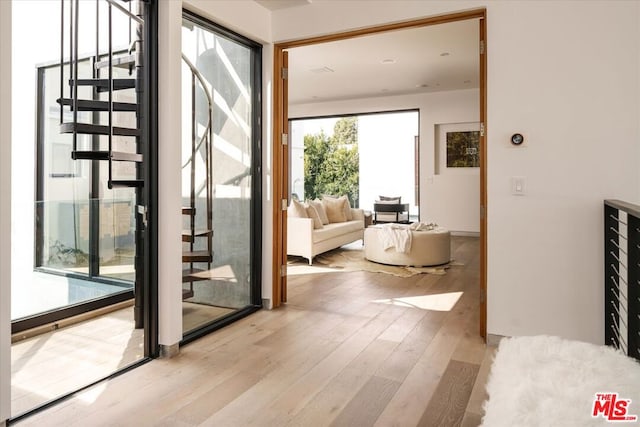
[272,9,488,337]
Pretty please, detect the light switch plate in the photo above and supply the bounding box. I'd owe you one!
[511,176,526,195]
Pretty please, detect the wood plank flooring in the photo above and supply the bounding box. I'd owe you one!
[16,236,494,427]
[11,304,144,417]
[11,301,237,418]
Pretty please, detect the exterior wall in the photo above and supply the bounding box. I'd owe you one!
[290,89,480,233]
[0,0,10,422]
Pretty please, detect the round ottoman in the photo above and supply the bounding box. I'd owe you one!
[364,226,451,267]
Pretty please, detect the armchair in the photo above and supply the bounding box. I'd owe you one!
[373,200,410,224]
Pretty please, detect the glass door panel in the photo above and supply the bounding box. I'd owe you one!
[181,13,260,334]
[32,57,136,317]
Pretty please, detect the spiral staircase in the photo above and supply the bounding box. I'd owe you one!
[58,0,215,322]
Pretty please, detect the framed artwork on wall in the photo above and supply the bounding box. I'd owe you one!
[435,122,481,175]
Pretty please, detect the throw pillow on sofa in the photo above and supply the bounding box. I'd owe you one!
[323,194,352,221]
[309,199,329,225]
[305,204,324,229]
[288,199,308,218]
[322,197,348,223]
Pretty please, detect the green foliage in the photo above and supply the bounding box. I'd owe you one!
[47,240,88,267]
[332,116,358,146]
[303,118,359,207]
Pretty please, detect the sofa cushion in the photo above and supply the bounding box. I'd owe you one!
[313,220,363,243]
[309,199,329,225]
[322,197,348,223]
[305,204,324,229]
[288,199,308,218]
[323,194,352,221]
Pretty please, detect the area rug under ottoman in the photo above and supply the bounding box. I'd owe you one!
[481,335,640,426]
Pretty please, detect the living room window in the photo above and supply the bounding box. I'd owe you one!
[289,110,419,221]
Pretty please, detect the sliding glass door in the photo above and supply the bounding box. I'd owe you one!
[181,11,262,337]
[27,56,136,322]
[11,0,157,417]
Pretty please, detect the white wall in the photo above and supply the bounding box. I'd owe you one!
[157,0,184,349]
[0,0,10,422]
[291,88,480,233]
[275,0,640,344]
[486,1,639,343]
[271,0,482,42]
[184,0,272,44]
[261,42,274,308]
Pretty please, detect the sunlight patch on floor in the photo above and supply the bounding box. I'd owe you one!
[373,291,463,311]
[77,383,108,405]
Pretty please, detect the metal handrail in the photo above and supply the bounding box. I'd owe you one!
[105,0,143,25]
[180,53,213,170]
[605,199,640,362]
[605,199,640,218]
[181,52,214,262]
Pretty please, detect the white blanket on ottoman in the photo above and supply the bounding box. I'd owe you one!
[379,223,412,253]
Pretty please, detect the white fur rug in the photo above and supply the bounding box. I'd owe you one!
[482,335,640,427]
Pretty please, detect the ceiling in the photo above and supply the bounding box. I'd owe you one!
[254,1,479,105]
[255,0,312,11]
[286,19,480,105]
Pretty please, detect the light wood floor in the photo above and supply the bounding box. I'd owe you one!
[11,304,144,417]
[182,302,236,334]
[11,301,238,417]
[16,236,494,426]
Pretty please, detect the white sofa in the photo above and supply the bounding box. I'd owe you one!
[288,208,365,265]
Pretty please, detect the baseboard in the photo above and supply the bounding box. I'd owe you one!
[450,231,480,237]
[160,343,180,359]
[487,333,507,347]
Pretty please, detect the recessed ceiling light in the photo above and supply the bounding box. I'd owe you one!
[464,80,471,84]
[440,52,450,57]
[381,88,389,92]
[416,84,429,88]
[381,59,396,64]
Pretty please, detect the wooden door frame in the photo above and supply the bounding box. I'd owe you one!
[272,9,488,338]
